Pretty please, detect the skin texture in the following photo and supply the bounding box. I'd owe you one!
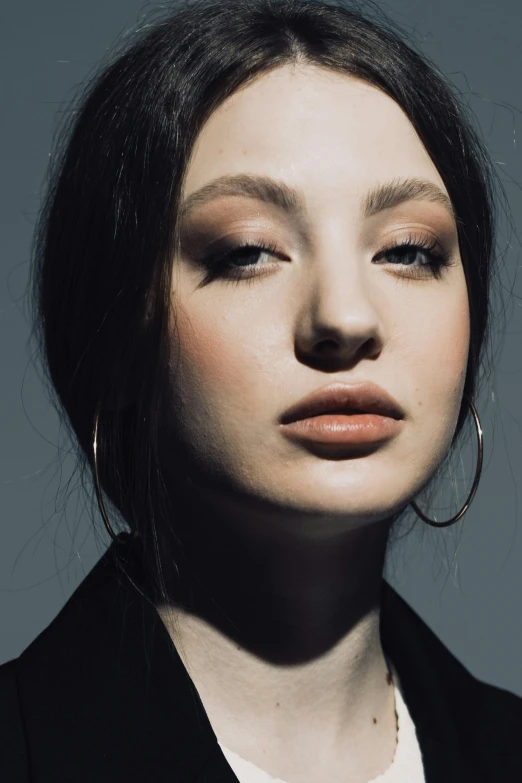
[156,64,470,783]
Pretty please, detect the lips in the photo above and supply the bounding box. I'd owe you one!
[279,381,405,425]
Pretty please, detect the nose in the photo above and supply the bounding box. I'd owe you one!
[294,254,385,371]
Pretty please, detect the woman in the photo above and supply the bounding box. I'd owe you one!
[1,0,521,780]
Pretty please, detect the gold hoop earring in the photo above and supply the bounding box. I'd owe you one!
[410,394,483,528]
[92,407,120,542]
[94,398,482,535]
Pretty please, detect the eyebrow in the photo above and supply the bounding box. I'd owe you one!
[179,173,456,223]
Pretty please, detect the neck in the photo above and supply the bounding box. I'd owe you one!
[155,484,397,779]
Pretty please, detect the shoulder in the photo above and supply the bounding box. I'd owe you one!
[439,663,522,778]
[381,578,522,775]
[0,657,30,781]
[0,544,133,782]
[451,661,522,746]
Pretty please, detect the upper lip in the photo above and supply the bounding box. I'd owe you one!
[279,381,406,424]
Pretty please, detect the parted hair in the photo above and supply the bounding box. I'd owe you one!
[30,0,501,603]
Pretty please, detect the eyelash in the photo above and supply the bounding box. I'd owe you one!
[200,233,454,285]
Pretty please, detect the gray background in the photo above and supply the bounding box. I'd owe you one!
[2,0,522,695]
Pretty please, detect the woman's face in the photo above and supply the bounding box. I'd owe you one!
[164,64,469,535]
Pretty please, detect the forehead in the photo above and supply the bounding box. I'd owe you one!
[183,64,445,207]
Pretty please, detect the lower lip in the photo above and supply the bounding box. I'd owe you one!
[280,414,403,445]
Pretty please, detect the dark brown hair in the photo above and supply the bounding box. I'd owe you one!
[30,0,500,602]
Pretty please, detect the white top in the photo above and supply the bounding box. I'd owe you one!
[218,662,426,783]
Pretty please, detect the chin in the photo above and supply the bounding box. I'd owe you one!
[252,480,410,526]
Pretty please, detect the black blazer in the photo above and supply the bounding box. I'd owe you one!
[1,532,521,782]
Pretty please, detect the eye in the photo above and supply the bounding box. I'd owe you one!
[196,232,455,286]
[374,233,454,280]
[198,239,284,285]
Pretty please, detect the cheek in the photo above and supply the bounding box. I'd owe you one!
[170,300,266,412]
[404,286,470,417]
[181,318,238,384]
[165,297,283,483]
[427,299,469,387]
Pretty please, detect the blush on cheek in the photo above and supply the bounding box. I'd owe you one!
[447,303,470,371]
[174,313,254,396]
[425,302,470,397]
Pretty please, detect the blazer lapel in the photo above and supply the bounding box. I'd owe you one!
[380,579,484,782]
[16,535,236,782]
